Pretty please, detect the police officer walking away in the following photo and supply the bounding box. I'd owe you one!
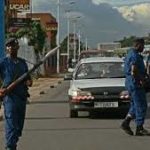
[0,38,32,150]
[121,38,150,136]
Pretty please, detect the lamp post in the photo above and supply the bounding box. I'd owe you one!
[73,19,76,61]
[85,37,88,51]
[0,0,5,58]
[67,16,70,65]
[78,29,81,55]
[71,16,81,61]
[56,0,60,73]
[56,0,75,71]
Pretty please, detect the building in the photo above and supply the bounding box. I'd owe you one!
[97,42,121,51]
[26,13,58,75]
[5,1,59,75]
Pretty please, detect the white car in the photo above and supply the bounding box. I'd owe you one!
[67,57,130,118]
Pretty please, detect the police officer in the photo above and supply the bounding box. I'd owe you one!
[145,51,150,75]
[121,38,150,136]
[0,37,32,150]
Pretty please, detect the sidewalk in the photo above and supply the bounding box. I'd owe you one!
[0,77,64,121]
[28,77,64,101]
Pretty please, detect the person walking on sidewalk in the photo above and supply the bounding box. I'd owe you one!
[121,38,150,136]
[0,37,32,150]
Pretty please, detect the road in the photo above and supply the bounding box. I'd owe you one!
[0,80,150,150]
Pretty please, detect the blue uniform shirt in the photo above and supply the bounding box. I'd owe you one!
[0,57,30,98]
[124,48,146,91]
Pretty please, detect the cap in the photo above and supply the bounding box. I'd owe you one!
[134,38,145,45]
[6,37,19,47]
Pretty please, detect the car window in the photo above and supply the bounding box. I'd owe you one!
[75,62,124,79]
[79,52,100,60]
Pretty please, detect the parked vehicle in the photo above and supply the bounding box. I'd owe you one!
[66,57,130,118]
[78,50,103,61]
[78,49,114,61]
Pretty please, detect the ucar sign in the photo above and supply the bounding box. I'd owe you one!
[9,4,30,11]
[9,0,30,11]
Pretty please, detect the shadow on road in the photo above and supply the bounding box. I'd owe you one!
[25,117,69,120]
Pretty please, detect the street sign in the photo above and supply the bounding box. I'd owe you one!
[9,18,31,27]
[9,0,30,11]
[46,22,57,31]
[0,0,5,58]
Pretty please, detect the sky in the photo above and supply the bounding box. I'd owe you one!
[32,0,150,48]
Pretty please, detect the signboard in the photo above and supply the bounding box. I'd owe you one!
[46,26,57,31]
[9,0,30,11]
[9,18,31,27]
[9,0,30,4]
[46,22,57,31]
[0,0,5,58]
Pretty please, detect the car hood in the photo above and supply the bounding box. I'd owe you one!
[71,78,125,89]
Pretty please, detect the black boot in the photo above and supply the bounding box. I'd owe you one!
[135,126,150,136]
[5,145,17,150]
[121,116,134,135]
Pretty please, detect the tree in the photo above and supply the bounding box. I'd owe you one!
[60,35,85,56]
[119,36,136,47]
[6,21,47,59]
[6,21,47,76]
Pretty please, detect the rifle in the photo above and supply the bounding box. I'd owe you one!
[0,46,59,95]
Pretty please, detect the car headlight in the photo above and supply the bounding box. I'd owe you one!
[72,89,91,96]
[72,90,78,97]
[120,91,130,99]
[71,89,94,102]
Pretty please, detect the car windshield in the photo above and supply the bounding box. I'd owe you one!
[75,62,124,80]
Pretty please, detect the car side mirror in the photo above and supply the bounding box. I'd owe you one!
[68,68,74,73]
[64,73,73,80]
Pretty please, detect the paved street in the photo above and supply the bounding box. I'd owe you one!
[0,80,150,150]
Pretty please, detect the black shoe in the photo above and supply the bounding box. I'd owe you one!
[5,146,16,150]
[6,148,16,150]
[121,121,134,136]
[135,127,150,136]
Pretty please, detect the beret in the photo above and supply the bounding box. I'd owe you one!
[6,37,18,46]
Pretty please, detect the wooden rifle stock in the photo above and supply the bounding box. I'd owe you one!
[5,46,59,93]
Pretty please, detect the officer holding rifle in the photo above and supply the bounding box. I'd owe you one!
[0,37,32,150]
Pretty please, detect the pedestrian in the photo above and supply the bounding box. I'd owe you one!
[145,51,150,75]
[121,38,150,136]
[0,37,32,150]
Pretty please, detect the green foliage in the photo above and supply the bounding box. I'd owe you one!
[60,36,67,53]
[27,21,46,54]
[50,31,57,49]
[60,35,85,54]
[6,21,47,55]
[118,34,150,47]
[119,36,136,47]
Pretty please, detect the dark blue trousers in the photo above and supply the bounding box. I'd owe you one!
[3,94,26,149]
[128,88,147,126]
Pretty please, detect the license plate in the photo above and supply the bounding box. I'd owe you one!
[94,102,118,108]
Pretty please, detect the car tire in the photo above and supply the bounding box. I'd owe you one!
[89,111,97,119]
[70,110,78,118]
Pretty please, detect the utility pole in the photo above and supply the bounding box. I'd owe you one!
[73,19,76,61]
[85,38,88,51]
[78,29,81,56]
[67,17,70,65]
[56,0,60,73]
[0,0,5,58]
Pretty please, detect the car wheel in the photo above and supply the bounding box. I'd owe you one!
[70,110,78,118]
[89,111,97,119]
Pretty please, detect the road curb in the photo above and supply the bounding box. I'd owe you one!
[0,105,4,121]
[0,77,64,121]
